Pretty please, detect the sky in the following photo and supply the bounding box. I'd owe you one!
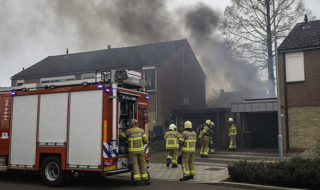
[0,0,319,88]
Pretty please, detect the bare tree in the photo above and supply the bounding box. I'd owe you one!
[222,0,305,94]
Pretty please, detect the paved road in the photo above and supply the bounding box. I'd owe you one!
[0,172,249,190]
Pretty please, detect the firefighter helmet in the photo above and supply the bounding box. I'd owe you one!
[228,117,234,123]
[211,121,215,126]
[205,119,211,125]
[184,121,192,129]
[169,124,176,131]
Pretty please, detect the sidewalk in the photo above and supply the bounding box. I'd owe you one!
[115,162,229,183]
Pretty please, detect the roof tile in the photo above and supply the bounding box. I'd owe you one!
[278,20,320,52]
[12,39,189,79]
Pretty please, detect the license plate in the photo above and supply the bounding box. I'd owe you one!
[104,165,115,171]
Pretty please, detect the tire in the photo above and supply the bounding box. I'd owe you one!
[40,156,65,186]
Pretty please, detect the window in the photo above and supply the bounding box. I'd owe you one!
[81,73,95,80]
[40,75,75,84]
[16,80,24,86]
[143,67,156,91]
[285,52,305,82]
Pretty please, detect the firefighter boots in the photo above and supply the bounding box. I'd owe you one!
[166,158,171,167]
[172,163,178,168]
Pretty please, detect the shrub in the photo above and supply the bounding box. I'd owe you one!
[228,157,320,190]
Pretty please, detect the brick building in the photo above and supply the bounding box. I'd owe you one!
[11,39,206,132]
[278,19,320,152]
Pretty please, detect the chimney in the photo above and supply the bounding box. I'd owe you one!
[220,89,225,95]
[107,45,111,49]
[66,48,69,55]
[304,14,308,23]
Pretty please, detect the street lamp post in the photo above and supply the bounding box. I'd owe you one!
[273,0,284,161]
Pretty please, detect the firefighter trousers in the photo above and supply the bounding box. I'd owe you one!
[209,138,215,153]
[229,135,237,149]
[167,149,178,164]
[200,136,209,156]
[129,152,148,181]
[181,152,195,177]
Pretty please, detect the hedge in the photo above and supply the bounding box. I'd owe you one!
[228,157,320,190]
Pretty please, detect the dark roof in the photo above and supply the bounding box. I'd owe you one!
[171,107,230,114]
[278,20,320,52]
[12,39,194,79]
[213,90,271,108]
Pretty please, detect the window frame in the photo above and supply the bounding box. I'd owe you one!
[16,79,25,86]
[40,75,75,84]
[142,66,157,92]
[81,73,96,80]
[285,52,305,83]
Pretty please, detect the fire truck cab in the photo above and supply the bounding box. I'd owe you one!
[0,70,150,186]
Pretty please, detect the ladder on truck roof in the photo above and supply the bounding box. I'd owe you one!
[0,70,148,92]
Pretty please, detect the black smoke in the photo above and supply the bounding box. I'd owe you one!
[185,3,220,38]
[182,3,269,101]
[108,0,181,43]
[1,0,270,103]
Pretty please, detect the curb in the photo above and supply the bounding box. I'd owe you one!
[201,181,307,190]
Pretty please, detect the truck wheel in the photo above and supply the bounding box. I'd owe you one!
[40,156,65,186]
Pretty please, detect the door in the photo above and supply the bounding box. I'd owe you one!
[68,90,102,169]
[247,113,278,148]
[10,95,38,168]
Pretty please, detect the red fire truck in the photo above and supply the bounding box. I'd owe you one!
[0,70,150,186]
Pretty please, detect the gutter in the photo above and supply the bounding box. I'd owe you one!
[278,46,320,53]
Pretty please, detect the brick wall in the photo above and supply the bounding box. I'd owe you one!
[278,48,320,152]
[280,49,320,107]
[157,47,185,130]
[156,45,206,131]
[288,106,320,151]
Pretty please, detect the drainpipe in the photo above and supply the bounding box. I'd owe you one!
[283,54,290,152]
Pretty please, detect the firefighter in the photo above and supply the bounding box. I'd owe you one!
[209,121,215,154]
[199,120,211,158]
[228,117,237,151]
[121,119,149,185]
[164,124,180,168]
[179,121,197,181]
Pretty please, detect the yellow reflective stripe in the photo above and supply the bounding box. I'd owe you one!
[179,137,185,142]
[142,134,147,138]
[182,147,195,151]
[166,138,178,145]
[167,155,173,159]
[166,144,179,148]
[141,173,148,178]
[182,164,188,176]
[166,137,179,147]
[185,139,196,143]
[190,170,195,174]
[134,174,141,179]
[128,137,142,141]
